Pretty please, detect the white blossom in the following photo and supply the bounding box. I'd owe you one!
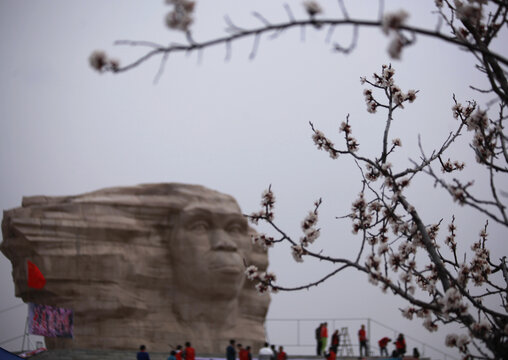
[245,265,259,280]
[439,287,467,314]
[261,188,276,208]
[401,307,415,320]
[368,272,379,285]
[255,282,269,294]
[456,334,470,348]
[387,35,404,59]
[471,319,492,337]
[382,10,409,35]
[407,285,415,295]
[291,245,305,263]
[423,317,438,332]
[165,0,195,32]
[301,211,318,231]
[366,254,381,270]
[251,233,274,249]
[445,333,458,347]
[259,271,277,283]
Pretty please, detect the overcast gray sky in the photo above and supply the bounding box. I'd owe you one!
[1,1,506,358]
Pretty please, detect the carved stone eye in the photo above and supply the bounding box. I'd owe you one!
[226,222,245,234]
[187,220,209,232]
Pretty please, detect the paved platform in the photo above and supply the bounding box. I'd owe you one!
[25,350,429,360]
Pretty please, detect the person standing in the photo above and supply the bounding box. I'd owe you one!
[378,336,391,357]
[358,325,368,357]
[395,334,406,357]
[246,346,252,360]
[270,345,278,360]
[331,330,340,353]
[226,340,236,360]
[167,350,177,360]
[137,345,150,360]
[258,342,274,360]
[277,346,287,360]
[238,344,249,360]
[175,345,183,360]
[315,323,323,356]
[184,342,195,360]
[320,322,328,355]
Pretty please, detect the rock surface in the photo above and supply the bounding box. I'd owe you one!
[1,183,270,353]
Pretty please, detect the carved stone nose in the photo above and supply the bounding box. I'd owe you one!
[211,229,237,251]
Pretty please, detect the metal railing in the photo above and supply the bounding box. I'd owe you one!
[265,317,459,360]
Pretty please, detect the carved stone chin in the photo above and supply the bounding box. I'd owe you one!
[1,183,270,353]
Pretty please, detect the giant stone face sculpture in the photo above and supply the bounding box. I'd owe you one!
[1,184,270,352]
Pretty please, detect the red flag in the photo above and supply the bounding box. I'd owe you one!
[27,260,46,289]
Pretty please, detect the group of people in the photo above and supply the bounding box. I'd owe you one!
[136,332,419,360]
[227,340,288,360]
[315,322,341,356]
[315,322,340,360]
[315,323,421,359]
[378,334,419,358]
[136,342,196,360]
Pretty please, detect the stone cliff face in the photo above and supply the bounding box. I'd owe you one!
[1,183,270,353]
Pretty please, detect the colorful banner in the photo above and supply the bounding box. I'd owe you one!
[28,303,73,338]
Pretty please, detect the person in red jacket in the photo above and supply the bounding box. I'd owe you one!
[378,337,391,357]
[277,346,287,360]
[238,344,249,360]
[184,342,195,360]
[175,345,183,360]
[395,334,406,357]
[358,325,368,357]
[325,346,336,360]
[320,322,328,354]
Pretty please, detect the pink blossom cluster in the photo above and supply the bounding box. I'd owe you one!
[291,245,306,263]
[165,0,195,32]
[249,187,275,224]
[445,333,470,351]
[469,233,491,286]
[251,233,275,249]
[382,10,409,35]
[438,288,468,316]
[441,158,465,173]
[244,265,278,294]
[339,120,359,152]
[303,1,323,17]
[350,193,372,234]
[300,208,321,246]
[312,129,339,159]
[362,66,417,112]
[381,10,410,59]
[88,51,120,73]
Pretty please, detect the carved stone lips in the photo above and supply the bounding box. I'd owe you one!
[210,264,242,274]
[209,252,243,274]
